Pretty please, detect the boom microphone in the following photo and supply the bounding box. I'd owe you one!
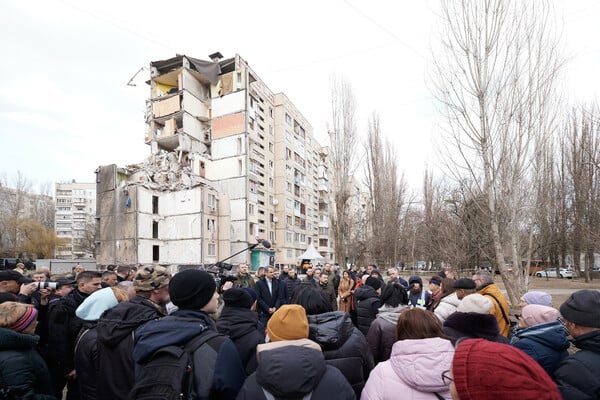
[256,237,271,249]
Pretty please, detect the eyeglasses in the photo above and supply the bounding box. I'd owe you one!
[441,370,453,385]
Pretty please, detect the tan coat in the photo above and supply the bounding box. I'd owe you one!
[338,277,354,314]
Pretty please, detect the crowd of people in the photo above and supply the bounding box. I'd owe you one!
[0,261,599,400]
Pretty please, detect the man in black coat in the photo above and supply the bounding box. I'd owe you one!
[318,273,337,311]
[555,290,600,400]
[47,271,102,400]
[95,266,170,399]
[255,266,286,329]
[216,288,264,374]
[354,277,382,335]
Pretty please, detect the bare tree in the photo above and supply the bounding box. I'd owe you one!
[431,0,564,305]
[328,75,359,267]
[364,114,407,267]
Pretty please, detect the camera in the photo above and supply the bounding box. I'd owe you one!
[36,281,58,290]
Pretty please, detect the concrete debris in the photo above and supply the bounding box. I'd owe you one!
[125,152,205,191]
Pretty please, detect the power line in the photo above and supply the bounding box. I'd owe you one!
[56,0,177,53]
[342,0,429,61]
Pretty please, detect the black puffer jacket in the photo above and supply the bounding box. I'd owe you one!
[236,341,356,400]
[308,311,373,398]
[95,296,165,399]
[555,330,600,400]
[0,328,56,399]
[216,306,265,374]
[354,285,381,335]
[46,289,88,375]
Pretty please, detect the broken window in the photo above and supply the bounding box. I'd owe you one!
[153,245,160,262]
[152,196,159,214]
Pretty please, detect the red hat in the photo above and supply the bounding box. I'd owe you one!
[452,339,561,400]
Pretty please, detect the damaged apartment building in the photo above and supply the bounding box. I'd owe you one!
[96,53,334,270]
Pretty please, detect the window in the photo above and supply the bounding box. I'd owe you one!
[152,221,158,239]
[208,243,216,256]
[285,113,292,125]
[249,203,255,215]
[153,245,160,262]
[208,193,217,209]
[152,196,158,214]
[286,232,293,243]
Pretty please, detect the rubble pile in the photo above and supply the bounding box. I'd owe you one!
[125,152,205,191]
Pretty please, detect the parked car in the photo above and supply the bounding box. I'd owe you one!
[535,268,575,279]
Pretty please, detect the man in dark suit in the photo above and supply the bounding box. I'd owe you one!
[255,266,286,330]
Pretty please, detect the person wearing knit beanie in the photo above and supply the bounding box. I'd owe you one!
[266,304,309,342]
[519,291,552,308]
[457,294,492,314]
[0,302,56,398]
[450,338,562,400]
[169,269,217,311]
[365,276,382,291]
[520,304,560,327]
[223,288,255,309]
[216,287,264,375]
[76,286,119,321]
[510,304,569,376]
[554,290,600,399]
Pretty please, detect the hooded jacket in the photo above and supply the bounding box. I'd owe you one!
[361,337,454,400]
[0,328,55,400]
[236,339,355,400]
[433,292,460,323]
[95,296,165,399]
[133,309,245,400]
[511,320,569,376]
[366,305,406,364]
[215,305,264,375]
[73,287,120,400]
[354,285,381,335]
[308,311,374,397]
[555,330,600,400]
[443,312,509,345]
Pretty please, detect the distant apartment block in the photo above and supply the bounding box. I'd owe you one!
[96,53,334,269]
[54,181,96,259]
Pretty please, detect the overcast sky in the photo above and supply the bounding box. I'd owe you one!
[1,0,599,194]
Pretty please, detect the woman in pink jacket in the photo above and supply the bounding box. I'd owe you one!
[361,308,454,400]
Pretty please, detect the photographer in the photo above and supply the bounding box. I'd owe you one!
[0,270,37,304]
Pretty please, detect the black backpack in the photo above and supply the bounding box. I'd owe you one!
[129,330,220,400]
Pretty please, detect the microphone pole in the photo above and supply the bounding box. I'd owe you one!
[209,242,260,268]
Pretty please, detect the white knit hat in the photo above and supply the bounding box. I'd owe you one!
[458,294,493,314]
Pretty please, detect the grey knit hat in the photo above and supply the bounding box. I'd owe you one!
[560,290,600,328]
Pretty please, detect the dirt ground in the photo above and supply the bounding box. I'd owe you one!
[499,275,600,305]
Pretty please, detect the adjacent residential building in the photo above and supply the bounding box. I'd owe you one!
[96,53,334,269]
[54,181,96,259]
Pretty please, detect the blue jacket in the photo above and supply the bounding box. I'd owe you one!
[511,320,569,376]
[133,309,245,400]
[555,330,600,400]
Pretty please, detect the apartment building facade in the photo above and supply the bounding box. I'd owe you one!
[96,53,334,269]
[54,181,96,259]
